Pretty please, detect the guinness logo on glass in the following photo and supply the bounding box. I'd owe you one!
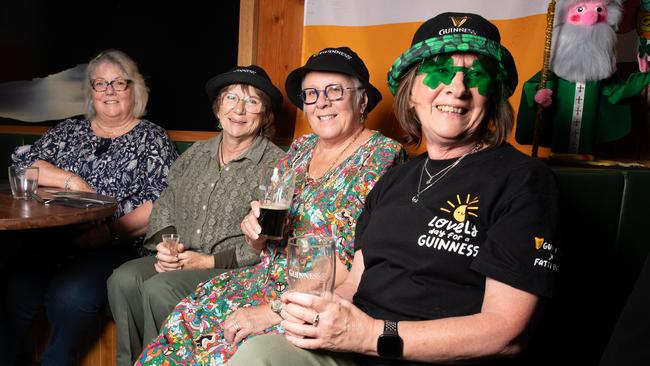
[450,16,469,27]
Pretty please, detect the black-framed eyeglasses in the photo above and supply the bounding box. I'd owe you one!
[90,79,131,92]
[299,84,364,105]
[221,92,264,114]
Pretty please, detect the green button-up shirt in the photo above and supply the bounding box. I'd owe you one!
[145,134,285,267]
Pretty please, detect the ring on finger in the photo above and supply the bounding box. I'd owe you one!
[312,313,320,327]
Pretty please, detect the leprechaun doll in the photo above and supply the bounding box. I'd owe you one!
[516,0,650,154]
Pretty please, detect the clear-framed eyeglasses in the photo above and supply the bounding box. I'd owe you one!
[90,79,131,92]
[221,92,264,114]
[299,83,364,105]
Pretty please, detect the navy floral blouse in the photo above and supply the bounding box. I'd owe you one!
[12,118,179,217]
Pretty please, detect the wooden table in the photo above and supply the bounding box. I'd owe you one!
[0,189,117,230]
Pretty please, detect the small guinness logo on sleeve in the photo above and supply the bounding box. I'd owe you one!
[450,16,469,27]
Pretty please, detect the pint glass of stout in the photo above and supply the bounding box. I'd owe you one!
[259,167,294,240]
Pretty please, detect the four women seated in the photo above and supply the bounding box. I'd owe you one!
[4,13,560,365]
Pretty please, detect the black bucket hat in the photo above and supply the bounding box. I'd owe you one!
[387,12,518,97]
[205,65,283,113]
[285,47,382,112]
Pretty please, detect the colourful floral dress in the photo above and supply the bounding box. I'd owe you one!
[136,132,404,365]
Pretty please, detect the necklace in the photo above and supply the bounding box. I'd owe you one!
[93,119,137,137]
[219,138,253,167]
[317,128,365,175]
[411,143,482,204]
[218,140,225,167]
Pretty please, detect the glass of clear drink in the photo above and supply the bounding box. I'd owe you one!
[162,233,180,256]
[8,166,39,200]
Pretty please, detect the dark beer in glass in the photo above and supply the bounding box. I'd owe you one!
[259,167,294,240]
[259,203,290,240]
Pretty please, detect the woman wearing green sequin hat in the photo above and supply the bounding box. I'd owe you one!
[388,12,519,147]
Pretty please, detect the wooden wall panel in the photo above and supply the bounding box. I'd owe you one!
[252,0,304,146]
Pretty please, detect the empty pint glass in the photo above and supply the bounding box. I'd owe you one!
[258,167,294,240]
[287,234,336,296]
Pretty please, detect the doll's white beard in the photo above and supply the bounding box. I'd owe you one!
[550,22,618,83]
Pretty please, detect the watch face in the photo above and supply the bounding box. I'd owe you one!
[377,334,403,358]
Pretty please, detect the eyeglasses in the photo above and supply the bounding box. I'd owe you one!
[90,79,131,92]
[221,93,263,114]
[299,84,363,105]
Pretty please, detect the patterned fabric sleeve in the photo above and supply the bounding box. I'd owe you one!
[335,137,405,269]
[11,120,76,168]
[135,127,179,203]
[276,134,310,174]
[11,119,178,217]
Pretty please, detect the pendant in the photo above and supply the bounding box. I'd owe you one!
[411,195,419,203]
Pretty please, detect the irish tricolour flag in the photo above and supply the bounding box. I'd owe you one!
[297,0,637,154]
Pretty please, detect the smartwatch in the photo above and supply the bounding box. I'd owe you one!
[377,320,403,358]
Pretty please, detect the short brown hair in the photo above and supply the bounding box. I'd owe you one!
[212,84,275,139]
[392,62,514,147]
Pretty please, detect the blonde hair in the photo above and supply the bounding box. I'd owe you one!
[84,49,149,119]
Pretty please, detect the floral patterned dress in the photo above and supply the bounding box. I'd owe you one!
[136,132,404,365]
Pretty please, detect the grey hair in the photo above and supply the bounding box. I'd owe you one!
[84,49,149,119]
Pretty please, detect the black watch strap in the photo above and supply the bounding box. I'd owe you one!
[378,320,403,358]
[384,320,398,336]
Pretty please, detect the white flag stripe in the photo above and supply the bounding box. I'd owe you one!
[305,0,550,27]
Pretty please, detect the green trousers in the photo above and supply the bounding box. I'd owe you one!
[228,334,358,366]
[106,255,224,366]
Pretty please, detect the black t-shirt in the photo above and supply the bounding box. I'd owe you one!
[353,144,560,322]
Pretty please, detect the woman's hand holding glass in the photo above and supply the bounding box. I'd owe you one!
[240,201,268,254]
[154,238,184,272]
[280,291,380,354]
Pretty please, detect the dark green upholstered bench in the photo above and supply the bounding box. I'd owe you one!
[521,167,650,365]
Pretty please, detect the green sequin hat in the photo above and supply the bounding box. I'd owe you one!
[387,12,518,96]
